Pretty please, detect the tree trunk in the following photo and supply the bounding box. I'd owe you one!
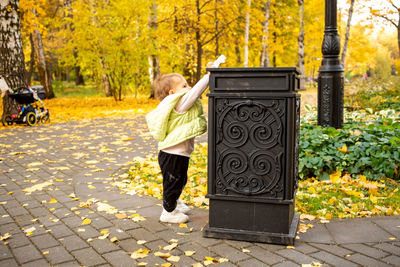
[0,0,26,121]
[73,49,84,85]
[244,0,251,67]
[27,33,35,85]
[99,58,112,97]
[148,3,160,98]
[235,39,241,65]
[297,0,306,90]
[260,0,271,67]
[67,0,84,87]
[148,55,160,97]
[32,29,55,98]
[196,31,202,82]
[65,0,85,86]
[272,31,277,67]
[397,14,400,59]
[66,68,70,82]
[341,0,355,66]
[215,0,219,56]
[195,0,202,82]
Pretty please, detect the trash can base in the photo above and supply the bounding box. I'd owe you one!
[203,213,299,246]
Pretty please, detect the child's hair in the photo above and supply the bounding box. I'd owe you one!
[153,73,183,101]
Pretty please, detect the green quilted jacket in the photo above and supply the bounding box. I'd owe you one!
[146,91,207,150]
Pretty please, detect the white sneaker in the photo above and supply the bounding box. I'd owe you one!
[176,199,191,214]
[160,208,188,224]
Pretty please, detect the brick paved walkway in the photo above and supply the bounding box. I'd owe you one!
[0,117,399,267]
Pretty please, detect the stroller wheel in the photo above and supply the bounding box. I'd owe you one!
[41,111,50,124]
[5,115,13,125]
[2,115,13,126]
[26,112,37,126]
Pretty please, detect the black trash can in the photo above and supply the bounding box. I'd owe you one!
[203,68,301,245]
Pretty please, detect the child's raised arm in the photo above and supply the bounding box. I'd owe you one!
[174,74,209,113]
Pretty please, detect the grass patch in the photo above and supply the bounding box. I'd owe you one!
[297,174,400,219]
[345,76,400,112]
[118,143,400,219]
[52,81,103,98]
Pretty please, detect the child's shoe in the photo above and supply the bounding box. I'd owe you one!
[160,208,188,223]
[176,199,191,214]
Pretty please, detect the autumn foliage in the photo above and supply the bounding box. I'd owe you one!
[17,0,399,98]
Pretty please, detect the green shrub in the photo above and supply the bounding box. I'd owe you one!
[299,115,400,181]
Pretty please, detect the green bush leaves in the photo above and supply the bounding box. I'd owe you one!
[299,118,400,181]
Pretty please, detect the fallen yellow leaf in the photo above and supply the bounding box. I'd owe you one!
[115,214,128,219]
[23,181,53,194]
[82,218,92,225]
[154,252,171,258]
[329,171,341,184]
[0,233,11,241]
[179,223,188,228]
[338,144,347,153]
[163,243,178,251]
[110,237,118,243]
[28,162,43,167]
[184,251,196,256]
[49,198,57,204]
[137,240,147,245]
[131,248,149,259]
[370,194,378,204]
[167,255,180,262]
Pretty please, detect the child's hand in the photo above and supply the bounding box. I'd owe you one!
[206,62,213,74]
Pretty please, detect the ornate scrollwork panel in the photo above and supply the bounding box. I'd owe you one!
[215,99,285,198]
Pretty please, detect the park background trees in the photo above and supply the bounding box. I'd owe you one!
[14,0,400,98]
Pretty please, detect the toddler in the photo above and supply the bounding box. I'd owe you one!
[146,56,225,223]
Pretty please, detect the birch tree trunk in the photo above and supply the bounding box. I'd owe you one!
[297,0,306,90]
[260,0,271,67]
[244,0,251,67]
[0,0,26,121]
[148,3,160,98]
[341,0,355,66]
[32,29,55,98]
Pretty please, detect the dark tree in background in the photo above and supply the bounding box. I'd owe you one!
[0,0,26,121]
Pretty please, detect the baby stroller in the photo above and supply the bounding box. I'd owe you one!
[0,74,50,126]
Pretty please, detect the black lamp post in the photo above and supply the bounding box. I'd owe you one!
[318,0,344,129]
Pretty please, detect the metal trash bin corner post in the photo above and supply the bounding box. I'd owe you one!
[203,68,301,245]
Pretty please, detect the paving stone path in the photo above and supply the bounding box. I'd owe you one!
[0,116,399,267]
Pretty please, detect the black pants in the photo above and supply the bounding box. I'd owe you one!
[158,150,189,212]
